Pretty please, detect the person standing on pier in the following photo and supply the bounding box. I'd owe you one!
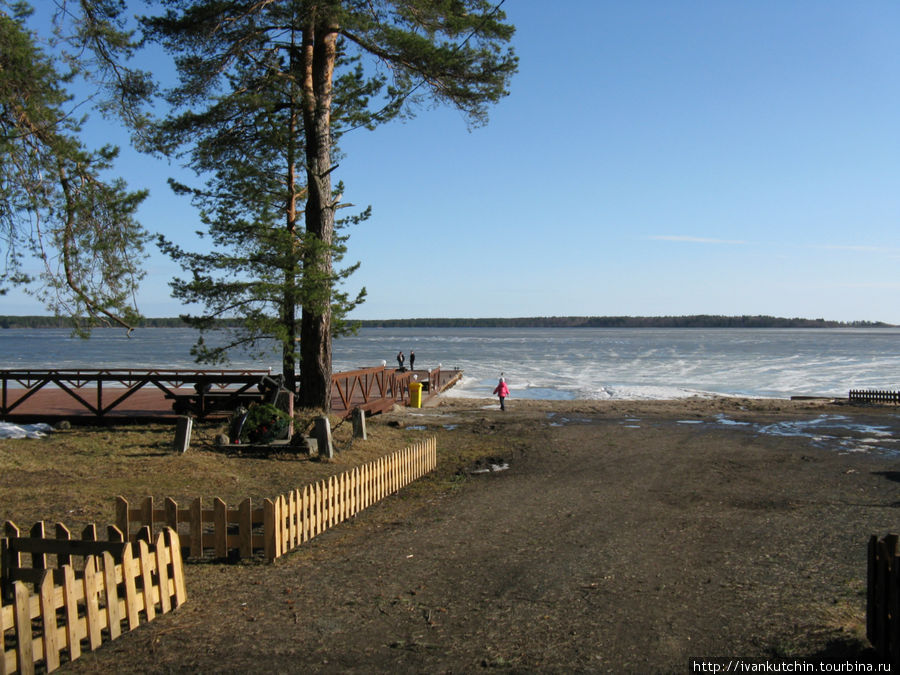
[493,375,510,411]
[397,351,405,371]
[410,351,416,371]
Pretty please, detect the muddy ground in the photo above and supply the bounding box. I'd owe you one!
[49,397,900,672]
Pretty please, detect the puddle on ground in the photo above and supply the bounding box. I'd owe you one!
[406,425,427,431]
[710,413,900,456]
[471,462,510,474]
[545,413,594,427]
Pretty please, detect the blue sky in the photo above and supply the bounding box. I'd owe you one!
[7,1,900,322]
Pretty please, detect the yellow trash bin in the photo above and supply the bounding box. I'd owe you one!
[408,381,423,408]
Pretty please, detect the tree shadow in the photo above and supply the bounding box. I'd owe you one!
[781,637,886,665]
[873,470,900,483]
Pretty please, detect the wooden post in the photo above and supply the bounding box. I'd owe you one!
[165,497,179,532]
[239,499,253,560]
[263,499,276,562]
[214,498,227,560]
[141,497,154,535]
[30,522,47,580]
[55,523,71,568]
[190,498,202,559]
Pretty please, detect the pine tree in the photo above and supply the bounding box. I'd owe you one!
[0,1,151,331]
[142,0,517,408]
[146,1,373,393]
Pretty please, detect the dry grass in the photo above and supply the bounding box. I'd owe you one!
[0,409,513,536]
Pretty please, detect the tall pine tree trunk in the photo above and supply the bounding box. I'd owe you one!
[299,16,338,410]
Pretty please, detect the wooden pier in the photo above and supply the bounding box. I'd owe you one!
[0,366,462,424]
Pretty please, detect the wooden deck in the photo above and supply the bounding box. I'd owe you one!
[0,367,462,424]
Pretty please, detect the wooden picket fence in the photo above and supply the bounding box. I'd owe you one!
[868,534,900,666]
[850,390,900,405]
[1,522,127,602]
[117,437,438,562]
[0,527,186,674]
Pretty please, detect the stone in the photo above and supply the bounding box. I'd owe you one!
[173,415,193,453]
[352,408,367,440]
[313,416,333,458]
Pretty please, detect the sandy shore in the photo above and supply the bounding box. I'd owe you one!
[65,395,899,672]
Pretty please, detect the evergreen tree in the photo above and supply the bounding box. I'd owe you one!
[0,1,151,332]
[142,0,517,408]
[147,1,373,393]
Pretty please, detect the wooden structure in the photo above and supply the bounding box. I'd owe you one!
[868,534,900,666]
[0,366,461,422]
[0,526,186,674]
[116,437,437,563]
[851,390,900,405]
[330,366,462,416]
[0,368,272,421]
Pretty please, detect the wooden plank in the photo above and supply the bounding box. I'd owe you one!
[39,572,61,672]
[55,524,71,568]
[115,497,129,542]
[1,589,11,675]
[239,499,253,560]
[288,490,298,551]
[14,581,34,675]
[141,497,154,535]
[138,540,155,622]
[190,498,202,559]
[300,485,309,543]
[166,529,187,607]
[101,552,122,639]
[155,532,171,614]
[6,538,127,559]
[165,498,179,532]
[214,498,227,560]
[263,499,276,562]
[277,496,287,558]
[62,565,81,662]
[121,545,140,631]
[30,522,47,574]
[82,557,103,650]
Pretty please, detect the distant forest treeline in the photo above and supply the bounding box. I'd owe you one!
[1,314,893,329]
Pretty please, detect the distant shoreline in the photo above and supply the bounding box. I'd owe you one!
[0,314,894,330]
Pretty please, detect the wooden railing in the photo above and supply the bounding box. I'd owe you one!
[1,367,462,420]
[0,368,272,418]
[329,366,462,416]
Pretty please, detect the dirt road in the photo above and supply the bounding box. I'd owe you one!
[66,399,897,672]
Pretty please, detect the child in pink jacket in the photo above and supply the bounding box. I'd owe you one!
[493,376,510,411]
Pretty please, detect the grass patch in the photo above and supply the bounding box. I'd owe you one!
[0,413,514,534]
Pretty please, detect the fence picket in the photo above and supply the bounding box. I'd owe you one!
[61,565,80,662]
[82,558,103,650]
